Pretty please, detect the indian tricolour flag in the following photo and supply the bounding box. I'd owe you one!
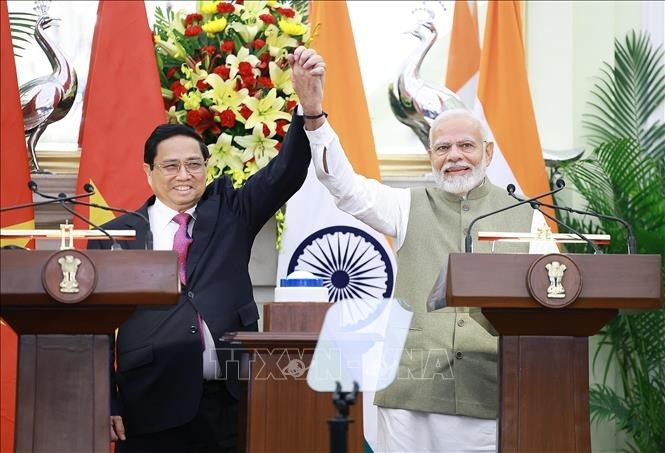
[276,2,396,451]
[447,0,553,210]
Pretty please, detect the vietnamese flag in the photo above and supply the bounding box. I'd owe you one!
[1,2,36,451]
[75,0,165,232]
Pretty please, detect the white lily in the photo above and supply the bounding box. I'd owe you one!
[208,134,247,172]
[225,47,260,80]
[180,61,208,90]
[234,125,279,169]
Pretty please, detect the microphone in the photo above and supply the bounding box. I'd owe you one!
[27,180,121,250]
[508,191,603,254]
[0,184,97,212]
[61,191,153,250]
[522,198,636,255]
[464,181,566,253]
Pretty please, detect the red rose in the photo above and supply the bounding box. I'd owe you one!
[184,25,202,37]
[217,2,235,13]
[259,14,275,25]
[259,52,272,63]
[184,13,203,25]
[276,7,295,18]
[238,61,254,77]
[236,0,244,4]
[213,65,231,80]
[275,142,281,151]
[170,81,187,99]
[193,108,221,135]
[262,123,271,137]
[186,109,202,126]
[221,40,235,53]
[201,45,217,55]
[286,100,297,112]
[275,119,288,136]
[239,104,253,120]
[166,67,178,80]
[219,109,236,128]
[196,80,209,91]
[252,39,266,50]
[256,77,273,89]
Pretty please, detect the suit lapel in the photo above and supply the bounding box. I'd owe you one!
[121,198,153,250]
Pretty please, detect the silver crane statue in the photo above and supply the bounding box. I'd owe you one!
[389,7,464,149]
[19,1,77,173]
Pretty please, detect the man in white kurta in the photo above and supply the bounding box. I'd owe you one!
[289,47,555,452]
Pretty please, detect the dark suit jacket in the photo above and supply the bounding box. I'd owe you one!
[88,116,310,435]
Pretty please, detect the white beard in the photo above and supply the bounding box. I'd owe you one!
[432,153,488,195]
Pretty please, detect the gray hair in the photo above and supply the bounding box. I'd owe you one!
[428,109,489,146]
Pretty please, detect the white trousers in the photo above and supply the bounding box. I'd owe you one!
[376,407,497,453]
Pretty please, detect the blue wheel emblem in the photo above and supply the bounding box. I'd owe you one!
[287,226,394,302]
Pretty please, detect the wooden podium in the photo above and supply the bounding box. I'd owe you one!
[446,253,662,453]
[224,303,365,453]
[0,249,179,453]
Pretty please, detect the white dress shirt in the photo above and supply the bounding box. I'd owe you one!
[148,198,221,380]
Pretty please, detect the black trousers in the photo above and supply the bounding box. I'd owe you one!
[115,381,238,453]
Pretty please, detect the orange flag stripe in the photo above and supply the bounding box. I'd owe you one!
[477,1,550,199]
[308,0,380,180]
[446,0,481,92]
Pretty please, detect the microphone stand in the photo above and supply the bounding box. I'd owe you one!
[464,180,566,253]
[329,381,358,453]
[511,194,603,254]
[529,199,635,254]
[25,180,122,250]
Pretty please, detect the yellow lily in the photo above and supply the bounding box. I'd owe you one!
[180,61,208,90]
[233,125,279,169]
[203,73,249,113]
[264,24,298,57]
[243,88,291,130]
[229,22,260,42]
[154,34,188,61]
[181,90,203,110]
[268,62,293,95]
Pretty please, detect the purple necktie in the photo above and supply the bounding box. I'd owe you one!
[173,213,205,351]
[172,213,193,285]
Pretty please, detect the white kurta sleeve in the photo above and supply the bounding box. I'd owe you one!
[304,120,411,250]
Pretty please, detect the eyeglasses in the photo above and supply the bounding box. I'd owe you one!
[152,159,207,176]
[430,140,487,157]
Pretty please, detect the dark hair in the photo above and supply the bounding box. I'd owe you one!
[143,124,210,166]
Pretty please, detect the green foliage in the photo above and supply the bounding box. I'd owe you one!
[8,11,37,57]
[557,30,665,452]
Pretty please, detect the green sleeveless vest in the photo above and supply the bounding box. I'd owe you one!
[374,181,533,418]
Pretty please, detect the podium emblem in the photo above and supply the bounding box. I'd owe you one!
[545,261,567,298]
[527,254,582,308]
[58,255,82,293]
[42,250,97,304]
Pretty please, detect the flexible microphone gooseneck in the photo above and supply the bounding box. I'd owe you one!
[60,184,153,250]
[508,191,602,254]
[27,181,121,250]
[464,179,566,253]
[519,197,636,255]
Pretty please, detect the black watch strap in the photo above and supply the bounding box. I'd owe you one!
[303,111,328,119]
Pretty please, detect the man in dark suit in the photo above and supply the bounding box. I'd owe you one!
[88,114,311,452]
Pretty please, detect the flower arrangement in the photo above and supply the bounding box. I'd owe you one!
[153,0,310,190]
